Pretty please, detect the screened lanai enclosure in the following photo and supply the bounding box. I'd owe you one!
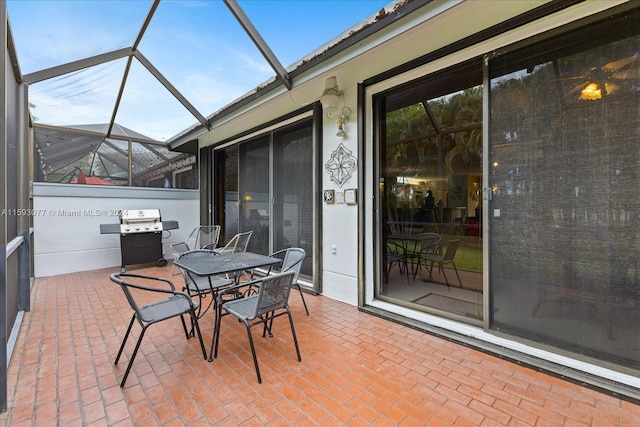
[34,123,196,188]
[4,0,640,407]
[16,0,390,192]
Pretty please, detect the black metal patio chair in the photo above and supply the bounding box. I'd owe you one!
[420,239,462,288]
[407,232,442,279]
[170,225,221,275]
[110,272,208,387]
[214,230,253,254]
[213,231,254,281]
[212,271,301,383]
[386,239,408,280]
[267,248,309,315]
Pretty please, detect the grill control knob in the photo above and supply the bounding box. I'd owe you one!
[125,227,130,232]
[135,227,140,231]
[145,226,150,230]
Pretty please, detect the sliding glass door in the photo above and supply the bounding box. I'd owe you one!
[375,59,484,324]
[273,126,314,270]
[215,119,314,278]
[240,137,270,254]
[372,7,640,372]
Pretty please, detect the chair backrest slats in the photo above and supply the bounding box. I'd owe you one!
[111,274,144,314]
[443,240,460,261]
[270,248,305,283]
[120,284,140,313]
[255,271,295,316]
[281,248,305,283]
[110,273,176,318]
[218,231,253,254]
[418,233,441,253]
[236,231,252,252]
[197,225,221,250]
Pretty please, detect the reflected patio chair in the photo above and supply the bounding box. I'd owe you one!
[386,239,407,280]
[406,232,441,278]
[109,272,207,387]
[267,248,309,315]
[214,230,253,254]
[213,230,254,282]
[420,239,462,288]
[212,271,301,383]
[170,225,221,274]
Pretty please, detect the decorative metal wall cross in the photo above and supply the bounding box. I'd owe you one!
[325,143,357,188]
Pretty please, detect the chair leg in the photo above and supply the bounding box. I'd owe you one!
[115,314,136,365]
[179,313,191,340]
[450,262,463,287]
[182,289,202,338]
[189,310,208,360]
[263,313,274,338]
[295,284,309,315]
[211,298,237,361]
[426,261,435,281]
[120,324,149,387]
[413,257,422,279]
[287,308,302,363]
[440,263,451,287]
[211,302,223,361]
[434,261,452,290]
[116,311,207,388]
[244,321,262,384]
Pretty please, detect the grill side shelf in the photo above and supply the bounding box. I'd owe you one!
[99,221,179,234]
[99,223,121,234]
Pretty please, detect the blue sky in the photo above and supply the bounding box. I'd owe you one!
[7,0,391,140]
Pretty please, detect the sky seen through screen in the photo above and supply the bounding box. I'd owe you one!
[7,0,391,140]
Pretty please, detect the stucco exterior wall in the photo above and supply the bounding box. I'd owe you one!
[190,1,592,304]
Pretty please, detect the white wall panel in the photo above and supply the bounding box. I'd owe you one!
[321,271,358,306]
[33,184,199,277]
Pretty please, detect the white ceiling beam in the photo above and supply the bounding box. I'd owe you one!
[223,0,292,90]
[23,48,132,84]
[134,51,209,129]
[133,0,160,51]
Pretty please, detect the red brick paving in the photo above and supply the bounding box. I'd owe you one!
[1,265,638,426]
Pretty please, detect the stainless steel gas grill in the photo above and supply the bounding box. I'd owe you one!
[100,209,178,272]
[119,209,165,272]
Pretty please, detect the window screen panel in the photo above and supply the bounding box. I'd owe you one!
[488,9,640,369]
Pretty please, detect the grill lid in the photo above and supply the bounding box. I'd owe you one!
[120,209,162,234]
[120,209,161,222]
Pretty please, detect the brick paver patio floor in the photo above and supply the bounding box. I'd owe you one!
[1,264,639,426]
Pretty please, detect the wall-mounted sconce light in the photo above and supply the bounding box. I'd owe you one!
[321,76,352,138]
[321,76,342,113]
